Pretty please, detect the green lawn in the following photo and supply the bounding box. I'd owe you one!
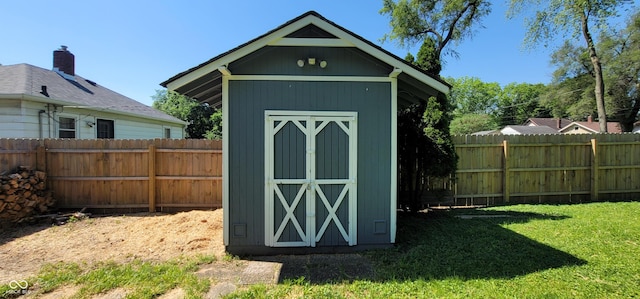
[231,202,640,298]
[3,202,638,298]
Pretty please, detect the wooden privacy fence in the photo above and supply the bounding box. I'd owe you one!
[2,134,639,211]
[450,133,640,206]
[0,139,222,212]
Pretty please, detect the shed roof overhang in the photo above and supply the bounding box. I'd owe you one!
[161,11,450,107]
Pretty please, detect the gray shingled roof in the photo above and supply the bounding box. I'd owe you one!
[0,63,184,124]
[523,118,572,130]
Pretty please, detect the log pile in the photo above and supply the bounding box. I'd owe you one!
[0,166,55,222]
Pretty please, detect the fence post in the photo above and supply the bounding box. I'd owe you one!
[590,138,599,201]
[148,144,156,212]
[503,140,510,203]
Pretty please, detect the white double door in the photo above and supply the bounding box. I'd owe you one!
[265,111,357,247]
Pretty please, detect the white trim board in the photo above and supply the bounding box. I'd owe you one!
[222,75,230,246]
[227,75,392,83]
[268,38,355,47]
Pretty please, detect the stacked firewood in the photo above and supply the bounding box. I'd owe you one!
[0,166,55,222]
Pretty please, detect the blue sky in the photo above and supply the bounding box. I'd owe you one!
[0,1,604,106]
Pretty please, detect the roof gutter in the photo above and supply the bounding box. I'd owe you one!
[0,93,186,126]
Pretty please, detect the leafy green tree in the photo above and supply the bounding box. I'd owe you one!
[600,10,640,131]
[447,76,501,115]
[496,82,549,126]
[537,11,640,131]
[152,89,198,121]
[508,0,632,132]
[450,113,497,135]
[185,104,215,139]
[204,110,223,140]
[539,41,597,120]
[152,89,222,139]
[381,0,491,73]
[382,0,490,211]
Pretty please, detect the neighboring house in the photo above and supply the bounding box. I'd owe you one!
[162,11,450,255]
[634,121,640,133]
[0,46,186,139]
[559,116,622,134]
[471,129,500,135]
[500,125,560,135]
[523,118,572,131]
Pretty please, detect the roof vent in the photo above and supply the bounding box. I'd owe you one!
[40,85,49,97]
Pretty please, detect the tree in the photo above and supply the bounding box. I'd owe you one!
[508,0,631,132]
[152,90,222,139]
[540,74,595,120]
[496,82,548,126]
[600,10,640,131]
[152,89,198,121]
[447,76,501,115]
[539,41,597,120]
[204,110,223,140]
[382,0,490,211]
[537,12,640,130]
[381,0,491,73]
[450,113,497,134]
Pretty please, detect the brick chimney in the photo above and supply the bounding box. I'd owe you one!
[53,45,75,76]
[587,115,593,123]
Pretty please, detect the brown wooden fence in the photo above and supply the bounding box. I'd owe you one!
[0,139,222,212]
[2,134,639,211]
[446,133,640,206]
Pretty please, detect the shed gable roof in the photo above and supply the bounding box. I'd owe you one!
[161,11,450,105]
[0,63,185,125]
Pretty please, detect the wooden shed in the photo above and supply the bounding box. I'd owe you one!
[161,11,449,254]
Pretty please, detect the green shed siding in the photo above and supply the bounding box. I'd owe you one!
[230,46,393,77]
[228,80,391,250]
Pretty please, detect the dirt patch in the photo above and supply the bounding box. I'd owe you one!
[0,210,225,284]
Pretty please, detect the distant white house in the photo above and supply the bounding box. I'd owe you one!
[500,125,559,135]
[0,46,186,139]
[559,116,623,134]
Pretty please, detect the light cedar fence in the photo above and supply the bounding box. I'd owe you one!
[0,139,222,212]
[2,134,639,212]
[440,133,640,206]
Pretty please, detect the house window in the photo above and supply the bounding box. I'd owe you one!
[59,117,76,138]
[164,128,171,139]
[97,119,115,139]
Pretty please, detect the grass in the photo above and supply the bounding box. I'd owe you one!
[229,202,640,298]
[2,202,638,298]
[0,255,215,299]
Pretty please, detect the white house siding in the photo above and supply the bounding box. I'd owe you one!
[0,99,42,138]
[500,127,520,135]
[116,118,184,139]
[0,99,184,139]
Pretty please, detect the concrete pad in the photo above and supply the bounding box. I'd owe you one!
[239,261,281,285]
[205,282,237,299]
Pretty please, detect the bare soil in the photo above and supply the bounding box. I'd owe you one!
[0,210,225,284]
